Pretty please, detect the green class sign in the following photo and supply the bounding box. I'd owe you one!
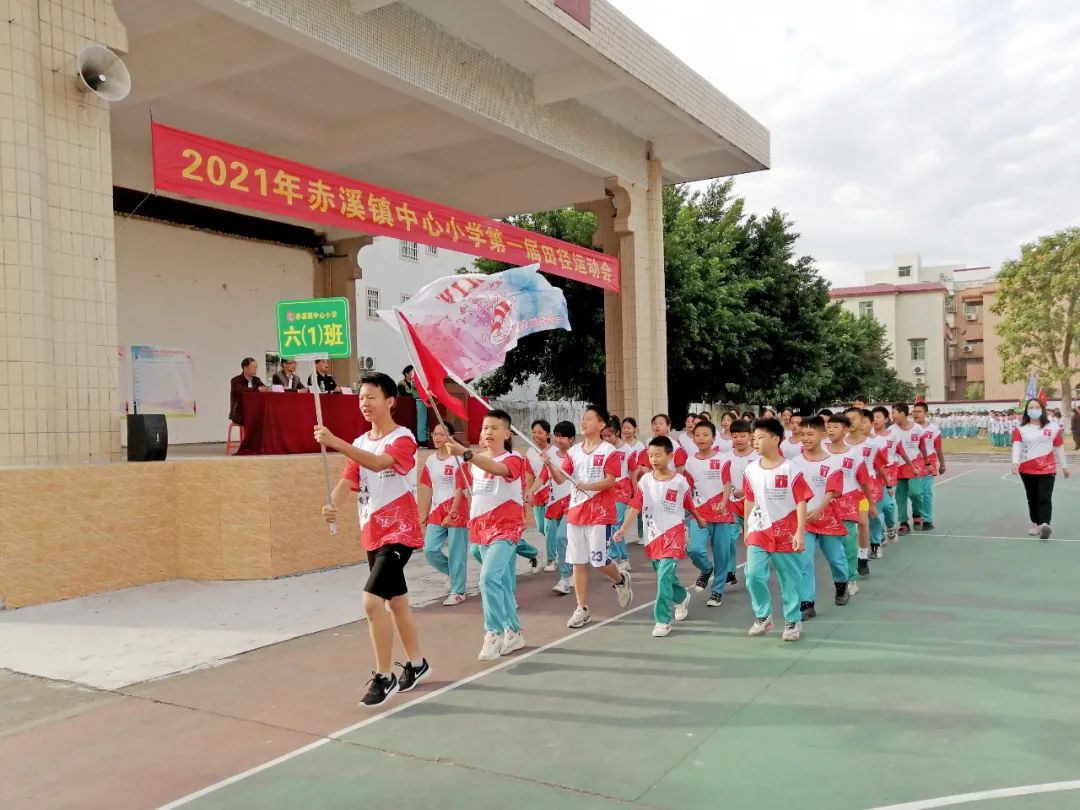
[275,297,351,360]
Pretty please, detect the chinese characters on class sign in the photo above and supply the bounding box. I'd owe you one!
[275,298,352,360]
[151,123,621,293]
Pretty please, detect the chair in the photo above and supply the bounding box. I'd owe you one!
[226,421,245,455]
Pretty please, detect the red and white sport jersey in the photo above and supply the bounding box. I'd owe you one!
[610,442,635,504]
[830,444,871,521]
[683,451,733,523]
[789,452,846,536]
[1012,422,1066,475]
[468,452,526,545]
[780,435,803,459]
[677,431,698,457]
[713,435,734,453]
[721,450,759,519]
[919,422,943,475]
[526,445,556,507]
[891,423,927,479]
[639,443,687,472]
[630,472,695,559]
[875,430,899,487]
[847,437,886,502]
[342,426,423,551]
[742,459,813,553]
[420,453,469,528]
[540,449,575,520]
[567,441,623,526]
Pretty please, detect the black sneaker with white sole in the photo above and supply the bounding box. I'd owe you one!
[694,573,711,592]
[834,582,850,606]
[726,571,739,586]
[360,672,398,708]
[870,544,881,559]
[397,659,431,693]
[705,592,723,607]
[800,601,817,620]
[857,558,870,577]
[921,522,935,532]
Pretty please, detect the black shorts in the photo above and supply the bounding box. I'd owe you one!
[364,544,414,600]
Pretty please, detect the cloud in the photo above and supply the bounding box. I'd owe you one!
[610,0,1080,285]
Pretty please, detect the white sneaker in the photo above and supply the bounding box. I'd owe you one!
[613,571,633,608]
[552,578,571,595]
[748,616,774,636]
[615,558,632,573]
[782,621,802,642]
[652,622,672,637]
[1039,524,1052,540]
[478,631,502,661]
[567,606,591,628]
[848,581,860,596]
[1027,525,1040,537]
[501,629,525,656]
[542,560,557,573]
[442,593,466,606]
[674,592,692,622]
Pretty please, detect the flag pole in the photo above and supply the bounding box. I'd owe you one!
[311,359,337,536]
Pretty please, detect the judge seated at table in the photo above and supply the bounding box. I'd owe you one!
[229,357,268,424]
[307,358,339,393]
[272,359,307,392]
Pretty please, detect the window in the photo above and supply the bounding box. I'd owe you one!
[910,339,926,361]
[365,288,380,319]
[858,301,874,317]
[399,241,418,262]
[898,265,912,277]
[426,244,438,256]
[400,293,411,304]
[964,302,978,321]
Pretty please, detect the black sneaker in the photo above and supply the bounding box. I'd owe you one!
[834,582,850,606]
[529,556,539,571]
[801,601,817,620]
[726,571,739,586]
[857,558,870,577]
[360,672,398,708]
[397,659,431,693]
[694,573,711,592]
[705,592,723,607]
[921,522,935,532]
[870,544,881,560]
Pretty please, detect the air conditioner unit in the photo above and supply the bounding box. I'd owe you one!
[966,313,977,321]
[963,346,973,353]
[913,366,923,374]
[360,356,375,370]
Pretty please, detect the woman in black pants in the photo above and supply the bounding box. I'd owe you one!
[1011,399,1071,539]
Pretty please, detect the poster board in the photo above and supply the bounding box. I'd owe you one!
[131,345,196,417]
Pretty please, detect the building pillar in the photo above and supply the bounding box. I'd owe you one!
[313,236,373,388]
[0,2,128,465]
[578,159,667,421]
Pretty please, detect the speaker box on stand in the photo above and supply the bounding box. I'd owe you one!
[127,414,168,462]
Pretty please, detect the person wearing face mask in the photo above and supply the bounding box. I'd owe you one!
[1012,399,1070,540]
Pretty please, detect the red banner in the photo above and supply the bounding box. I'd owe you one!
[151,123,620,292]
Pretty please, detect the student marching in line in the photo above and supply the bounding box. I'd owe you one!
[526,420,558,571]
[871,406,900,543]
[602,419,634,571]
[621,417,647,545]
[844,407,889,560]
[615,436,705,637]
[719,419,759,588]
[890,403,927,535]
[418,423,470,606]
[743,418,812,642]
[683,420,737,607]
[912,402,946,532]
[645,414,689,471]
[825,413,876,595]
[316,372,431,708]
[445,411,528,661]
[543,404,634,629]
[790,415,849,619]
[1012,398,1071,539]
[528,421,576,594]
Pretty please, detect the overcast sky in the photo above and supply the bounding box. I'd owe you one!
[610,0,1080,286]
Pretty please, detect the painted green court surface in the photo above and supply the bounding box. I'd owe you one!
[168,465,1080,810]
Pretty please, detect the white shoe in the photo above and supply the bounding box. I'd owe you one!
[748,616,774,636]
[442,593,466,606]
[652,622,672,637]
[613,571,633,608]
[567,606,591,628]
[501,629,525,656]
[782,621,802,642]
[1039,524,1052,540]
[848,581,860,596]
[615,558,631,573]
[542,560,557,572]
[674,592,692,622]
[478,631,502,661]
[1027,524,1039,537]
[552,578,571,595]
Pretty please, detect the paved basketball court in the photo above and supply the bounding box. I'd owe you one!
[3,462,1079,810]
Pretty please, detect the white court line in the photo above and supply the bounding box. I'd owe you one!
[933,470,975,486]
[157,562,746,809]
[865,778,1080,809]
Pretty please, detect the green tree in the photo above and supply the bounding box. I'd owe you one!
[991,227,1080,412]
